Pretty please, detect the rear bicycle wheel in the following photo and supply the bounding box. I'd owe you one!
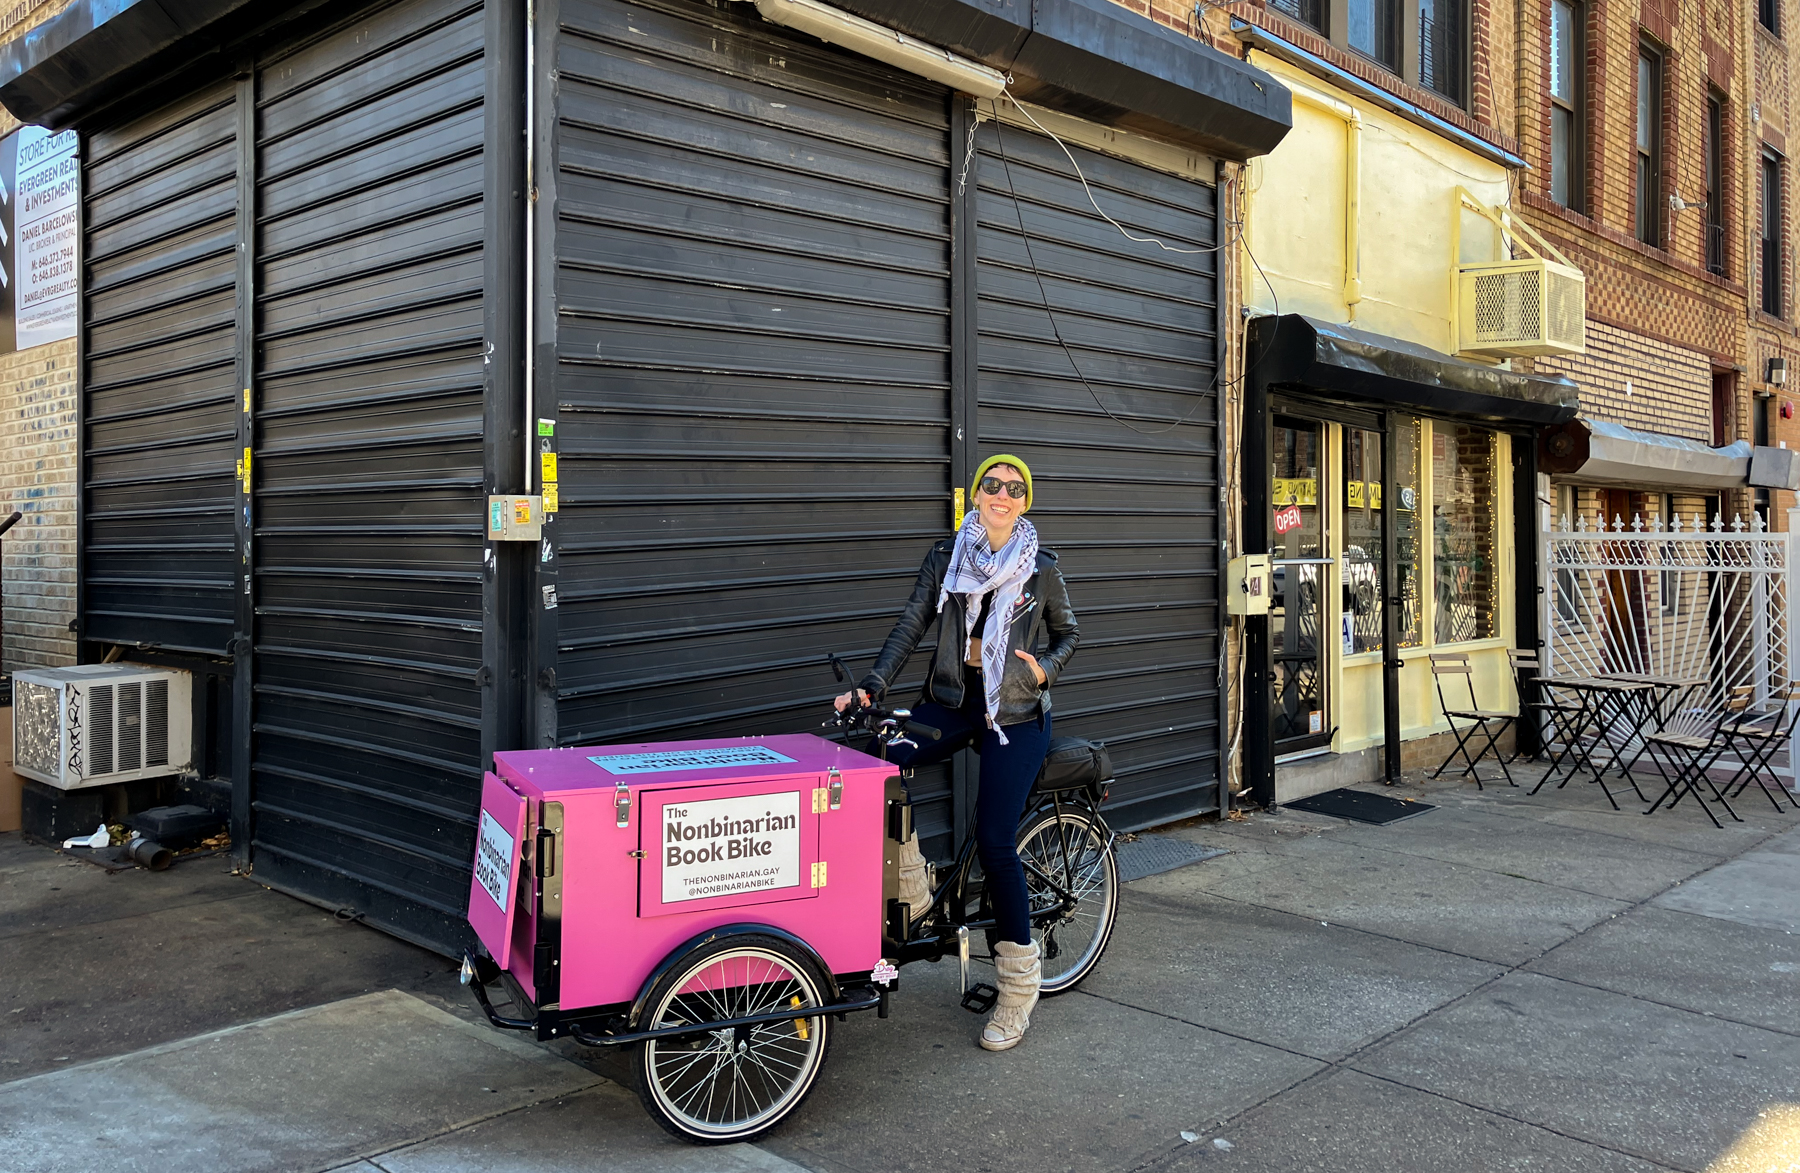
[632,933,832,1144]
[1022,805,1116,993]
[1017,806,1118,994]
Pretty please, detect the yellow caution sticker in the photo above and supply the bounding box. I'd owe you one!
[539,451,558,483]
[542,483,559,514]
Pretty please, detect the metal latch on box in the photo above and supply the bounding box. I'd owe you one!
[813,769,844,813]
[614,783,631,828]
[488,495,544,541]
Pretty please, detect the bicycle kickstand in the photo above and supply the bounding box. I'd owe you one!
[956,925,998,1014]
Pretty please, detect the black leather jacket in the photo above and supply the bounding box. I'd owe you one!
[860,539,1080,726]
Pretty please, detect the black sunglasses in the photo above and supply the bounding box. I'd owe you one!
[978,476,1027,500]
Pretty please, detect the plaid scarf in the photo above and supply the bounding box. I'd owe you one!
[938,513,1039,743]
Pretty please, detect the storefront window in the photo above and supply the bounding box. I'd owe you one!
[1342,429,1383,653]
[1432,423,1498,642]
[1394,416,1424,648]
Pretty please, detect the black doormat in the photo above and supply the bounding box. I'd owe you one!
[1115,834,1225,882]
[1284,788,1435,826]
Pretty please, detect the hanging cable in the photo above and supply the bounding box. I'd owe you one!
[984,95,1281,435]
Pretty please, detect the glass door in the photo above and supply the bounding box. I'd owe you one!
[1271,416,1332,753]
[1343,427,1384,656]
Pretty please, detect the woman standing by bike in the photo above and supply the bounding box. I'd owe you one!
[834,454,1079,1051]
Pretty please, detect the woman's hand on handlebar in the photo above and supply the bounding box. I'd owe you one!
[833,689,872,712]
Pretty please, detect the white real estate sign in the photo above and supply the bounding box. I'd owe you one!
[1,125,78,353]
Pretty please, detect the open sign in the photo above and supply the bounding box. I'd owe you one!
[1274,504,1305,535]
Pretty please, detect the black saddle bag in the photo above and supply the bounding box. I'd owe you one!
[1035,737,1113,803]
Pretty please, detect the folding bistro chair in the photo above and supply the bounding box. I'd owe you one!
[1430,652,1517,788]
[1641,689,1750,828]
[1716,683,1800,814]
[1506,649,1582,774]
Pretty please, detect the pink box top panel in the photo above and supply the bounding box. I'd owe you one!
[494,733,889,796]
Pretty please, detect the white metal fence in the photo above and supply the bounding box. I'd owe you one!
[1543,509,1798,787]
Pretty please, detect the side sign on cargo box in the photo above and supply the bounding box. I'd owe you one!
[467,773,527,969]
[475,809,516,913]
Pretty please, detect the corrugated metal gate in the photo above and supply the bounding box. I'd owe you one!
[548,0,962,845]
[246,0,490,936]
[74,0,1226,950]
[82,81,241,655]
[973,119,1222,828]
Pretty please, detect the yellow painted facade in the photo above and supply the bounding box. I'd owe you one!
[1240,52,1521,758]
[1242,53,1512,352]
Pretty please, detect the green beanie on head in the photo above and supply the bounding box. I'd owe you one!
[970,453,1033,513]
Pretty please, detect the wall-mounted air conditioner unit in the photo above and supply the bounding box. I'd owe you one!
[11,665,192,790]
[1456,258,1586,358]
[1451,187,1587,360]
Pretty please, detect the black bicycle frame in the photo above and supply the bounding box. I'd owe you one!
[885,787,1107,966]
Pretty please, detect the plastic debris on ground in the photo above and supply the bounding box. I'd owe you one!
[60,823,109,849]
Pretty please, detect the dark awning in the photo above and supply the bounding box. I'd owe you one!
[798,0,1290,160]
[0,0,297,128]
[2,0,1292,156]
[1246,313,1580,427]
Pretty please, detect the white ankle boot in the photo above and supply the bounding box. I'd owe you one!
[897,832,931,923]
[980,939,1041,1052]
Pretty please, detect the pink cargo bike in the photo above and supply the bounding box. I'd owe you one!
[459,662,1119,1144]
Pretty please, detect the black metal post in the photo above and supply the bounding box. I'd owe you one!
[1512,431,1542,757]
[950,95,979,509]
[1381,414,1401,781]
[230,63,256,862]
[528,0,562,748]
[948,95,982,855]
[483,0,530,762]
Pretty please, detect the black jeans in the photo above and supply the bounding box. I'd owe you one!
[885,677,1051,946]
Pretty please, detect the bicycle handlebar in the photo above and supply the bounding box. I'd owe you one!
[821,653,939,745]
[823,695,941,743]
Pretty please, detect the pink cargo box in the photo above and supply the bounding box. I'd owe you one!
[470,733,894,1015]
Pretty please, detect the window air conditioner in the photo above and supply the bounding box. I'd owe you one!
[1456,258,1586,358]
[11,665,193,790]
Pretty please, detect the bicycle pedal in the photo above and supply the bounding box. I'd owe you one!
[960,983,999,1014]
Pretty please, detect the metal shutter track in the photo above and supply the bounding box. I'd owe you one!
[976,122,1223,827]
[248,0,487,925]
[82,81,240,654]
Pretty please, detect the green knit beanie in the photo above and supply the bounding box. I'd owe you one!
[970,453,1033,513]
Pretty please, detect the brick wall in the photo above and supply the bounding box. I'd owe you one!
[1754,0,1800,531]
[0,342,76,672]
[1223,2,1520,150]
[0,0,79,674]
[1515,0,1744,455]
[1534,319,1715,439]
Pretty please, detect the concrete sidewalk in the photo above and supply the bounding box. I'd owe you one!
[3,760,1797,1173]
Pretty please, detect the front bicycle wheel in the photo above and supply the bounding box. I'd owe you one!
[1017,806,1119,994]
[632,933,832,1144]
